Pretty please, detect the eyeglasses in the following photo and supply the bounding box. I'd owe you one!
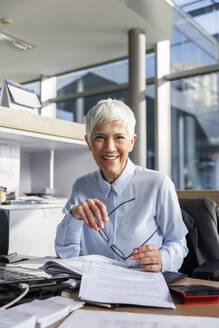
[98,198,159,261]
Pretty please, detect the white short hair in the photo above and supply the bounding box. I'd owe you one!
[85,99,136,139]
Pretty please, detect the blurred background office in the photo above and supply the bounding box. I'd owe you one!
[1,0,219,191]
[30,1,219,191]
[1,0,219,258]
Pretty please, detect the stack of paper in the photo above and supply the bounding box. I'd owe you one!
[0,310,36,328]
[9,297,84,328]
[19,254,175,309]
[79,262,175,308]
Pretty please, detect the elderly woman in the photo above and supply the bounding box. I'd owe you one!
[55,99,188,272]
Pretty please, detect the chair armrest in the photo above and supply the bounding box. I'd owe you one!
[192,259,219,281]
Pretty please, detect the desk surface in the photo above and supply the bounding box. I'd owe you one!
[50,277,219,327]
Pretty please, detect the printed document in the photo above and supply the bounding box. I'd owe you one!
[9,297,83,328]
[59,310,219,328]
[41,254,128,278]
[79,262,175,308]
[17,254,175,308]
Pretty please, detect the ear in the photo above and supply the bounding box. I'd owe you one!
[129,134,137,152]
[84,135,91,151]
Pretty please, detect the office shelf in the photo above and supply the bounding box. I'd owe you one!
[0,106,86,151]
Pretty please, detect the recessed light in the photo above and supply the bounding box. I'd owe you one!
[0,29,35,51]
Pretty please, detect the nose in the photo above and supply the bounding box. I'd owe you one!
[104,137,116,152]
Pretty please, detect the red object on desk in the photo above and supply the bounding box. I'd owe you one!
[170,285,219,305]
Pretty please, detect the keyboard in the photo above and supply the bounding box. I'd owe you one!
[0,268,42,282]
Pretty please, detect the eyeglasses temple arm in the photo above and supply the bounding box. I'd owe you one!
[107,197,136,217]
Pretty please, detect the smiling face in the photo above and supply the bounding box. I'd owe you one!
[85,120,136,183]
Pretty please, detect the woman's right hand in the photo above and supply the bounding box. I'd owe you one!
[70,198,109,231]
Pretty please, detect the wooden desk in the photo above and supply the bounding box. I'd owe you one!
[50,277,219,327]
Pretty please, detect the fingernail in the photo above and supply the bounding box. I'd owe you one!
[100,223,104,229]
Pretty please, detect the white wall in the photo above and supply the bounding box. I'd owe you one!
[19,147,97,197]
[31,151,50,193]
[20,151,50,194]
[54,148,97,197]
[20,151,31,194]
[0,142,20,197]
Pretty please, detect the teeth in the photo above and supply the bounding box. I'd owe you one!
[103,156,117,160]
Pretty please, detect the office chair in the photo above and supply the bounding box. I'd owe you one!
[179,198,219,280]
[0,209,9,255]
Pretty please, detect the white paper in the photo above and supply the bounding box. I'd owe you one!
[12,256,55,270]
[7,83,41,108]
[0,309,36,328]
[48,295,84,311]
[79,262,175,308]
[10,299,70,328]
[16,254,127,273]
[41,254,128,278]
[59,309,219,328]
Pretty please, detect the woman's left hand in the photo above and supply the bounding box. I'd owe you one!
[130,245,162,272]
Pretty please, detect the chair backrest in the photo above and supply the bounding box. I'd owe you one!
[179,198,219,276]
[0,209,9,255]
[177,190,219,206]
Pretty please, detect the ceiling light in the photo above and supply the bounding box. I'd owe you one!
[0,29,35,51]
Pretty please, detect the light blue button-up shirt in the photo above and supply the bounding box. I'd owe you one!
[55,158,188,272]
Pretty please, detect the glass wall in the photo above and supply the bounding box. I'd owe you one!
[174,0,219,42]
[56,53,154,98]
[171,72,219,189]
[171,1,219,190]
[171,5,219,72]
[57,60,129,98]
[22,80,41,96]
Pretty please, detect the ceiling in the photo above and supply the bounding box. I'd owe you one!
[0,0,172,87]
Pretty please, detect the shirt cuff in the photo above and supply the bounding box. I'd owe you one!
[64,201,82,221]
[160,249,170,272]
[65,211,83,226]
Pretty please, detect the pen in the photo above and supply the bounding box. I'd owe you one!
[86,301,118,309]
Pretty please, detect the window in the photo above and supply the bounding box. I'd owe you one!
[171,4,219,72]
[22,80,40,96]
[171,73,219,189]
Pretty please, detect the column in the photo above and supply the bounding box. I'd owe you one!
[184,116,197,189]
[128,28,146,168]
[155,40,171,175]
[75,78,84,123]
[49,149,54,192]
[178,113,185,189]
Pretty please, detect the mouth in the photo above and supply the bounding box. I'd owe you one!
[102,155,119,162]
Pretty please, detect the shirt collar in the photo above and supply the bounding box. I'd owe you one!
[97,158,136,198]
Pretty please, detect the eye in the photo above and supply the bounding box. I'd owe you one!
[116,135,125,140]
[95,135,105,140]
